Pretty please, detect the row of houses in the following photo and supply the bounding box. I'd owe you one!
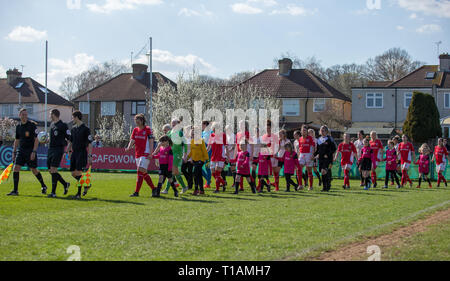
[1,54,449,140]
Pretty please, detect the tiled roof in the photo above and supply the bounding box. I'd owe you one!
[386,65,446,88]
[73,72,177,102]
[0,78,72,106]
[235,69,351,102]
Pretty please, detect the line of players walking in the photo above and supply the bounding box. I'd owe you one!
[5,108,449,199]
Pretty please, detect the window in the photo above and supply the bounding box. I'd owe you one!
[15,82,24,89]
[366,93,383,108]
[445,93,450,109]
[425,72,436,79]
[132,101,146,115]
[79,102,90,114]
[24,104,33,115]
[282,99,300,116]
[313,99,326,112]
[101,102,116,116]
[1,104,16,117]
[404,92,413,108]
[38,87,48,94]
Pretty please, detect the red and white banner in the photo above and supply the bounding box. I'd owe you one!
[60,148,158,171]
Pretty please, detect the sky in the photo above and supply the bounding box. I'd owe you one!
[0,0,449,91]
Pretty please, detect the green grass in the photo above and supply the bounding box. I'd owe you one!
[0,172,449,261]
[384,220,450,261]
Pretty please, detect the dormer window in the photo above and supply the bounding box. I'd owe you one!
[15,82,24,89]
[425,72,436,79]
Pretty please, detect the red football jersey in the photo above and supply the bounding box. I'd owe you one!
[299,136,314,154]
[131,126,153,158]
[434,145,448,165]
[370,139,383,161]
[209,132,227,162]
[398,142,415,164]
[236,131,250,153]
[261,133,279,156]
[338,142,357,165]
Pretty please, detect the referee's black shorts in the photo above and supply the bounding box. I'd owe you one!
[318,158,332,172]
[47,147,64,169]
[70,150,87,172]
[15,149,38,169]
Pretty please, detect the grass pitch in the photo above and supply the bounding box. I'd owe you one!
[0,172,449,261]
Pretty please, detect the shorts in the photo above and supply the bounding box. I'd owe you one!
[318,158,332,172]
[15,149,37,169]
[136,156,150,170]
[436,163,446,173]
[270,157,279,168]
[159,164,173,178]
[210,161,225,170]
[172,153,183,168]
[372,160,379,169]
[47,147,64,169]
[360,158,372,171]
[70,150,87,172]
[237,173,251,177]
[401,163,410,170]
[299,153,313,167]
[341,163,353,170]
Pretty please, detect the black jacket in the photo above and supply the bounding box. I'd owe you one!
[315,135,337,161]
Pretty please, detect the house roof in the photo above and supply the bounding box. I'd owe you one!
[234,69,351,102]
[366,81,392,87]
[0,77,72,106]
[73,72,177,102]
[386,65,449,88]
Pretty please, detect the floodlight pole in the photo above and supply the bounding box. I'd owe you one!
[149,37,153,128]
[45,40,48,133]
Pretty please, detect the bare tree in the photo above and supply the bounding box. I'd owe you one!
[363,48,424,81]
[227,71,257,86]
[316,103,352,130]
[59,61,130,101]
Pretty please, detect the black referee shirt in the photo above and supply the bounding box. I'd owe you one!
[50,120,70,148]
[15,121,37,151]
[70,123,92,152]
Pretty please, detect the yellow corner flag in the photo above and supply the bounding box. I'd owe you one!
[0,163,13,185]
[84,166,92,188]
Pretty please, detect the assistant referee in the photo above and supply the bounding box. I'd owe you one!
[66,111,93,199]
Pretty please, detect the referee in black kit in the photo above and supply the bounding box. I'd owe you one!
[7,108,47,196]
[47,109,71,198]
[315,125,337,192]
[66,110,93,199]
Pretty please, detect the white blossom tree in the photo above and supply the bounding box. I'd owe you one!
[96,115,132,147]
[0,117,17,142]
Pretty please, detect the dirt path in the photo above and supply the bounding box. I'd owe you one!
[312,207,450,261]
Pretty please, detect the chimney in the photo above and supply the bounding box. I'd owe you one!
[132,63,148,81]
[439,53,450,72]
[6,68,22,85]
[278,58,293,76]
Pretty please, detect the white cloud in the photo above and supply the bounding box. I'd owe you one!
[231,3,263,14]
[248,0,278,7]
[397,0,450,18]
[131,49,217,79]
[416,24,442,33]
[87,0,163,14]
[5,26,47,42]
[271,5,316,16]
[396,25,405,30]
[409,13,417,19]
[36,53,98,90]
[178,5,214,18]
